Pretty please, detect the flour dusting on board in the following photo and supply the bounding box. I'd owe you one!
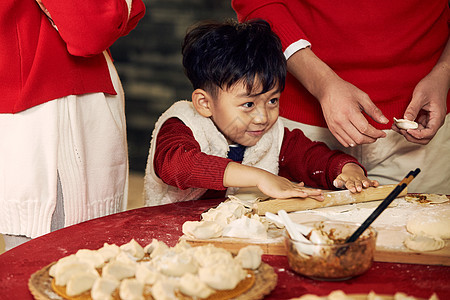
[289,198,448,250]
[323,190,353,202]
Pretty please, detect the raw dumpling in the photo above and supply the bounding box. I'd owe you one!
[235,246,263,269]
[222,216,267,239]
[394,117,418,130]
[182,221,223,239]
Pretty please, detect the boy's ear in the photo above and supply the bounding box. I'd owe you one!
[192,89,213,117]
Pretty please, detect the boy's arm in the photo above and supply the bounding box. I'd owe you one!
[279,128,364,189]
[155,118,323,200]
[154,118,230,190]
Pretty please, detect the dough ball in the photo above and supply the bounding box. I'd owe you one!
[406,208,450,239]
[404,235,445,252]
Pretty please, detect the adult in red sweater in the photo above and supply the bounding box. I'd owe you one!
[144,20,379,206]
[233,0,450,193]
[0,0,145,251]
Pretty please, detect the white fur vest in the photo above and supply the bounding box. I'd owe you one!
[143,100,284,206]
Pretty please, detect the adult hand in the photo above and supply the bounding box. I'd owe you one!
[393,38,449,144]
[287,48,389,148]
[318,77,389,147]
[392,76,447,145]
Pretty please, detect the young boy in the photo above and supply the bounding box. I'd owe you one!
[144,19,378,206]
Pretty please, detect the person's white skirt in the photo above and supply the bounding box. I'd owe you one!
[0,52,129,239]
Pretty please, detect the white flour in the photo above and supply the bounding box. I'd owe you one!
[288,198,449,250]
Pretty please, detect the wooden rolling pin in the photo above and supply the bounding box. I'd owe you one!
[254,184,407,215]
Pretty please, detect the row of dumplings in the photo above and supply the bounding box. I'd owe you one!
[49,238,263,300]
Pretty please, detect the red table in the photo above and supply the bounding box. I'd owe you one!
[0,198,448,299]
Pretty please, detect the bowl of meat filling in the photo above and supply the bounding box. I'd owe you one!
[284,221,377,281]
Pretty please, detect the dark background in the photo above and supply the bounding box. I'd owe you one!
[110,0,236,172]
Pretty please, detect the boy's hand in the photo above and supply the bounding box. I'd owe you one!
[333,163,379,193]
[223,162,324,201]
[257,174,324,201]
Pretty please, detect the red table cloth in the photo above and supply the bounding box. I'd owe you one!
[0,198,448,299]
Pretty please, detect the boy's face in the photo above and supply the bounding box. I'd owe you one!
[209,81,280,147]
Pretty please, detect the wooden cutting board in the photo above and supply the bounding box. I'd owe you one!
[180,196,450,266]
[253,184,407,215]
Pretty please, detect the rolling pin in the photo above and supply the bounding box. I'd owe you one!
[254,184,407,215]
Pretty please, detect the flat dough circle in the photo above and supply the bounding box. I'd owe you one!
[404,235,445,252]
[406,208,450,239]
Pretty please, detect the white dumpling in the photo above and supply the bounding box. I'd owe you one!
[97,243,121,262]
[182,221,223,239]
[53,261,93,286]
[179,273,214,299]
[198,263,246,290]
[120,239,145,260]
[235,246,263,269]
[135,262,164,285]
[144,239,170,258]
[66,269,99,297]
[152,251,198,277]
[151,279,178,300]
[76,249,105,268]
[91,277,120,300]
[102,260,136,281]
[222,216,267,239]
[394,117,418,130]
[119,278,144,300]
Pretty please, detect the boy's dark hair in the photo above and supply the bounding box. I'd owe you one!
[182,19,286,98]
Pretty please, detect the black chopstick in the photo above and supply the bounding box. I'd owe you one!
[336,168,421,256]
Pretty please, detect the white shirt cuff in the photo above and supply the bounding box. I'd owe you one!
[284,39,311,60]
[125,0,133,19]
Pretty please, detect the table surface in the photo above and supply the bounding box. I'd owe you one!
[0,198,449,300]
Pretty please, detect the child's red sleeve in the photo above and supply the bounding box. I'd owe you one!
[153,118,231,191]
[278,128,366,189]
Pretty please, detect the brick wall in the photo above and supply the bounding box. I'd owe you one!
[110,0,236,171]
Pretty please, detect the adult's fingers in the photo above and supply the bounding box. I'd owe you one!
[349,113,386,142]
[360,94,389,125]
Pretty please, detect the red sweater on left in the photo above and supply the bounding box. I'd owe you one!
[0,0,145,113]
[153,118,363,198]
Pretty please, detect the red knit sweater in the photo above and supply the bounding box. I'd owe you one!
[233,0,450,129]
[153,118,362,198]
[0,0,145,113]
